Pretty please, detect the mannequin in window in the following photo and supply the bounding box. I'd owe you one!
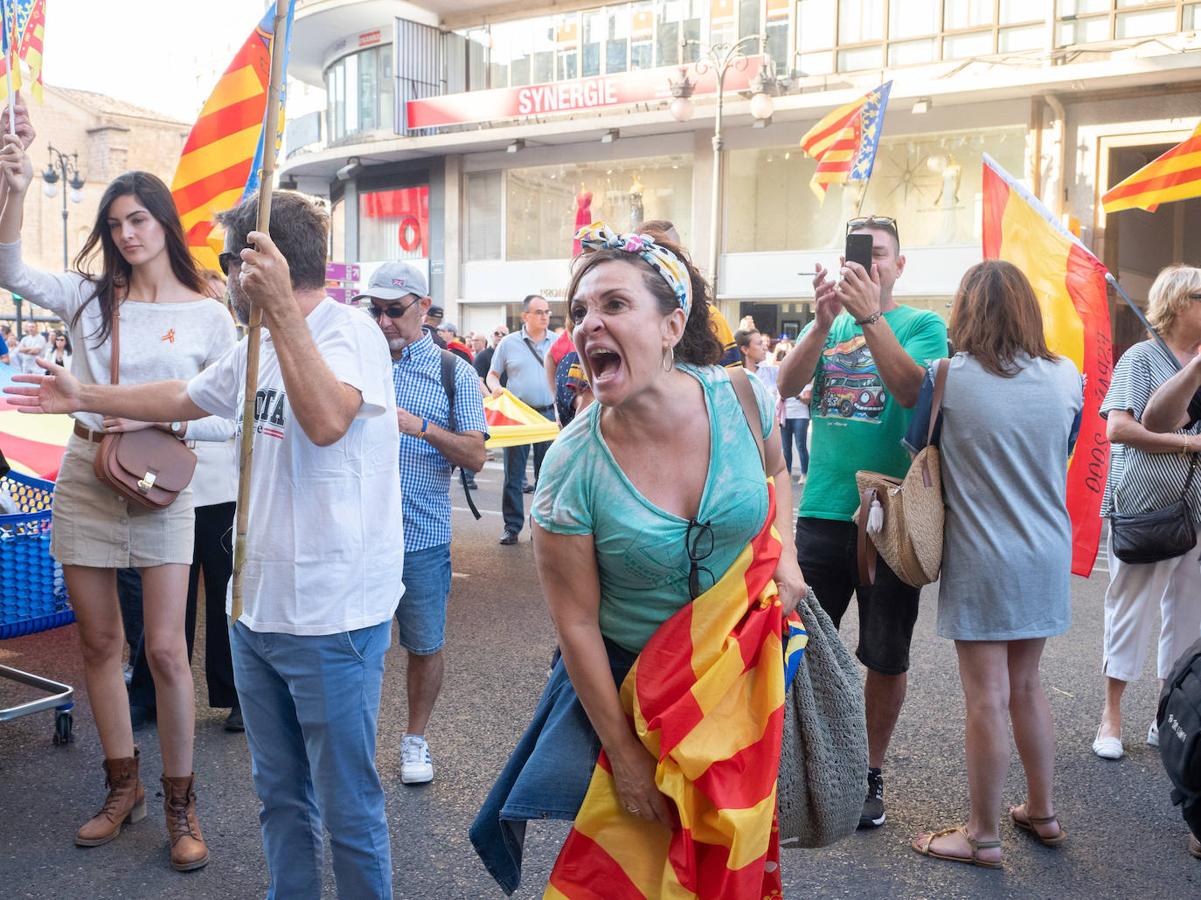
[572,185,592,257]
[628,176,644,231]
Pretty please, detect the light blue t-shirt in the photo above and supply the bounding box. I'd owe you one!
[532,363,773,653]
[489,327,555,408]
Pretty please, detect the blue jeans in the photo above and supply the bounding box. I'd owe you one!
[230,620,393,900]
[780,416,810,475]
[501,408,556,534]
[395,543,451,654]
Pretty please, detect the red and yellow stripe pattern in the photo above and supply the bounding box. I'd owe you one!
[546,481,803,899]
[798,82,890,202]
[484,388,560,449]
[1102,124,1201,214]
[169,9,278,272]
[983,155,1112,576]
[17,0,41,100]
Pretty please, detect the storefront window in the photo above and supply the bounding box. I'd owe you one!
[724,126,1026,253]
[359,186,430,263]
[467,172,503,261]
[324,45,394,142]
[505,155,694,261]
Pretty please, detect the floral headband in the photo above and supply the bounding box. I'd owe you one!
[574,222,693,317]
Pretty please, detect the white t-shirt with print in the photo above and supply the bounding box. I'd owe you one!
[187,298,404,636]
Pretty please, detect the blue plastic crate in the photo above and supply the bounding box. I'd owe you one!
[0,472,73,639]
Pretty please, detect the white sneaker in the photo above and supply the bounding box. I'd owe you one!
[1148,720,1160,748]
[1092,726,1124,760]
[401,734,434,784]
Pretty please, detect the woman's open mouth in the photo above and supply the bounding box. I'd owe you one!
[586,347,623,385]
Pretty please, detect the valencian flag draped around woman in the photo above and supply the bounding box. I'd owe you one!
[170,1,296,272]
[546,482,807,900]
[982,154,1112,576]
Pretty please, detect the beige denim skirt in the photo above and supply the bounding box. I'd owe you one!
[51,434,195,568]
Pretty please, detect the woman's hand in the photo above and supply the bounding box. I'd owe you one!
[608,738,674,828]
[0,94,36,150]
[101,417,153,433]
[3,358,81,413]
[773,553,808,617]
[0,134,32,195]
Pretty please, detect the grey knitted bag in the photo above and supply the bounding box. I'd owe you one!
[777,588,868,849]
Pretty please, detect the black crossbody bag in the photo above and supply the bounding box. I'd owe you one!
[1110,337,1198,565]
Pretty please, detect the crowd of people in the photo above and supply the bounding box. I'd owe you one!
[4,84,1201,897]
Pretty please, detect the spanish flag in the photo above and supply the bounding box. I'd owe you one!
[484,388,559,449]
[546,481,806,899]
[170,1,296,272]
[799,82,891,202]
[982,155,1112,577]
[1102,124,1201,214]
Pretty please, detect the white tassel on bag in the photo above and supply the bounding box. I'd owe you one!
[866,497,884,536]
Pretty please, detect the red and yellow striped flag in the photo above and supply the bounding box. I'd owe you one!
[546,481,805,899]
[1102,124,1201,214]
[983,155,1112,576]
[16,0,42,100]
[170,2,294,272]
[799,82,891,202]
[483,388,559,448]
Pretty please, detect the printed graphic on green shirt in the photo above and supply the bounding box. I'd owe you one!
[815,335,887,423]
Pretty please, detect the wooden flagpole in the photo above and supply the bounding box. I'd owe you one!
[3,0,16,134]
[231,0,289,622]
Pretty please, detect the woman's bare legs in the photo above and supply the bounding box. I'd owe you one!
[65,565,134,759]
[1008,638,1062,840]
[140,563,194,777]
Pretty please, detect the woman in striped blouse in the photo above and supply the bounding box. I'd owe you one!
[1093,265,1201,761]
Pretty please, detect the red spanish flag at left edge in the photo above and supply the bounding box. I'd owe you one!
[982,154,1112,577]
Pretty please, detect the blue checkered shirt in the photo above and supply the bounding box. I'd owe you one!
[392,334,489,552]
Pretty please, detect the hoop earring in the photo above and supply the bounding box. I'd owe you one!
[662,345,675,372]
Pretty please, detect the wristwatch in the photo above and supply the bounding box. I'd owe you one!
[855,311,882,327]
[170,421,185,437]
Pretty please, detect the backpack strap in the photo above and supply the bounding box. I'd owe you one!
[438,349,481,520]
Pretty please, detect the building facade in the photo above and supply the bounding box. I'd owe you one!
[282,0,1201,349]
[1,86,190,326]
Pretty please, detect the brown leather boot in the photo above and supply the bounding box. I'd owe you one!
[75,750,146,846]
[161,774,210,872]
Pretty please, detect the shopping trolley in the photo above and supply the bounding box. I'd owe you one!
[0,471,74,745]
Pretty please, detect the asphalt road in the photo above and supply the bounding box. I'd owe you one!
[1,459,1199,899]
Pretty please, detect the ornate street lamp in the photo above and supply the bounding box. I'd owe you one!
[42,144,86,272]
[670,36,772,300]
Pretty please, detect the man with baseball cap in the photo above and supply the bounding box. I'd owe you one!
[353,262,488,786]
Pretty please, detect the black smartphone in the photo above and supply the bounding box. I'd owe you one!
[845,232,874,272]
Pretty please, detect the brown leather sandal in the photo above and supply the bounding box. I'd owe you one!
[1010,805,1068,847]
[911,826,1002,869]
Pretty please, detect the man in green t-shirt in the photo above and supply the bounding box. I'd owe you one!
[778,216,948,830]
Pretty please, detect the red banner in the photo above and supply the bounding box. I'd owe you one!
[406,56,766,129]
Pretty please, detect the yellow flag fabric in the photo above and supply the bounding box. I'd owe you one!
[484,389,559,449]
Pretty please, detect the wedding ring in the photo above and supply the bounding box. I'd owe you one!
[625,804,640,814]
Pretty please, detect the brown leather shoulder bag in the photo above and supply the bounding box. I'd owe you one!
[92,303,196,509]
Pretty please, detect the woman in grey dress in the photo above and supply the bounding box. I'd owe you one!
[910,260,1082,869]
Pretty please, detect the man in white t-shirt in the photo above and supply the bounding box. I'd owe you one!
[9,192,402,899]
[15,320,44,373]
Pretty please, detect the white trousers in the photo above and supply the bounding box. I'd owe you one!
[1102,534,1201,683]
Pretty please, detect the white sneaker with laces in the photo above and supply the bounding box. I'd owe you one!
[1147,720,1160,748]
[401,734,434,784]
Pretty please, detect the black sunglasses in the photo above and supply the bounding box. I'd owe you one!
[846,215,900,244]
[218,251,241,276]
[685,517,715,601]
[361,296,421,320]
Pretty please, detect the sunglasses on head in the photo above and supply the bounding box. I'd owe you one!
[846,215,900,244]
[359,296,421,320]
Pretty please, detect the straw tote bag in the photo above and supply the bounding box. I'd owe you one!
[854,358,948,588]
[93,306,196,509]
